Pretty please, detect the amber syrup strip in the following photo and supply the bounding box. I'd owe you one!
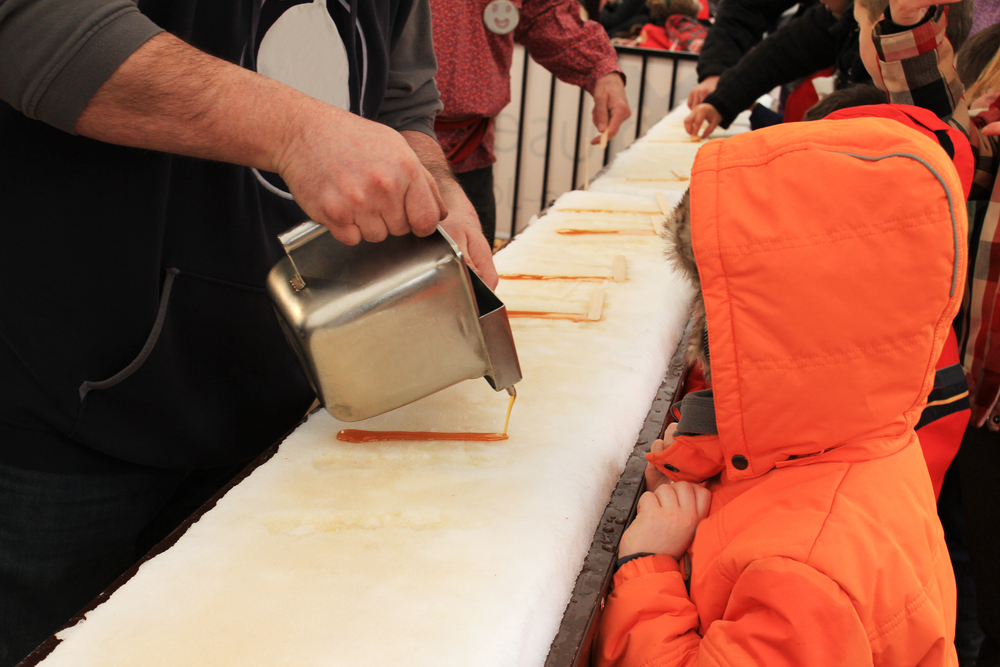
[555,229,655,236]
[337,430,508,443]
[646,136,704,143]
[624,171,689,183]
[555,208,659,215]
[337,394,518,443]
[500,273,606,282]
[507,310,601,323]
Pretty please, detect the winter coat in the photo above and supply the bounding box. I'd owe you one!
[695,0,814,81]
[703,2,869,129]
[595,116,965,666]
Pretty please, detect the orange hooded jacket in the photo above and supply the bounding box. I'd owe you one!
[595,117,966,666]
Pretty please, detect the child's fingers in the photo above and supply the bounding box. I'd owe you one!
[668,481,701,513]
[652,482,683,511]
[644,463,670,493]
[683,107,706,136]
[693,484,713,520]
[636,490,661,514]
[700,115,720,139]
[663,481,712,523]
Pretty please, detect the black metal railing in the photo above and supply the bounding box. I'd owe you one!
[498,46,698,240]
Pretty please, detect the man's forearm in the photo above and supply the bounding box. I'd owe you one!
[402,130,499,289]
[74,31,452,247]
[402,129,455,190]
[74,32,333,174]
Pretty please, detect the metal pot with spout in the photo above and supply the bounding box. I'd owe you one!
[267,221,521,422]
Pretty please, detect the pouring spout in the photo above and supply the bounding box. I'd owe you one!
[464,260,522,394]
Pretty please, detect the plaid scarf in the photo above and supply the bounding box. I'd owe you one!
[876,7,1000,427]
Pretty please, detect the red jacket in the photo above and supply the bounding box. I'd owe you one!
[595,117,965,666]
[430,0,621,171]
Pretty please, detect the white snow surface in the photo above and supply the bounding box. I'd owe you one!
[589,105,752,199]
[37,111,705,667]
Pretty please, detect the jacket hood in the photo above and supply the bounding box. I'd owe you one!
[657,117,967,482]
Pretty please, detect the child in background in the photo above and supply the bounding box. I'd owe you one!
[965,49,1000,102]
[801,82,887,119]
[956,23,1000,89]
[595,112,966,665]
[855,0,1000,663]
[683,0,973,137]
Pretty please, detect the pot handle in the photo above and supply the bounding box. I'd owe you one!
[277,221,326,291]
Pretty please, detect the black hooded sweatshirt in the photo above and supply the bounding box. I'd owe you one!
[0,0,439,472]
[703,2,871,129]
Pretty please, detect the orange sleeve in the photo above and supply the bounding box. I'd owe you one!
[595,556,874,667]
[593,555,702,667]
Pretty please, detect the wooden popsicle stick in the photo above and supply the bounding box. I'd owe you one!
[653,191,672,235]
[655,191,671,216]
[626,175,688,182]
[646,137,704,143]
[556,208,659,214]
[588,282,606,321]
[583,131,610,192]
[612,255,627,283]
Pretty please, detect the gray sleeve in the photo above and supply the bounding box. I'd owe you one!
[0,0,163,133]
[377,0,442,138]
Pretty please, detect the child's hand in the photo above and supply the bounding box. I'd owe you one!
[644,423,678,492]
[684,103,722,139]
[618,481,712,560]
[888,0,958,26]
[686,77,719,109]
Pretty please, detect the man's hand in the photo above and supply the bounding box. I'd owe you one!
[591,73,631,145]
[403,131,499,289]
[278,105,447,246]
[618,481,712,560]
[644,423,678,493]
[75,33,449,247]
[684,103,723,138]
[437,184,500,290]
[686,76,719,109]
